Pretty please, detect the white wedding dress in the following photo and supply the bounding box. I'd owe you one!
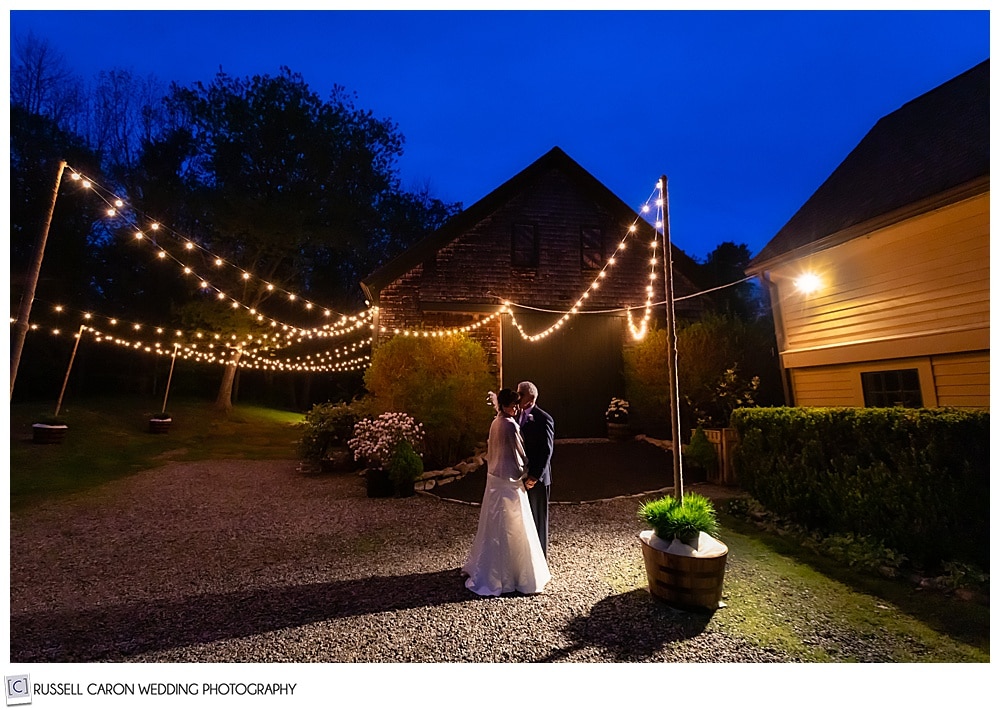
[462,414,551,596]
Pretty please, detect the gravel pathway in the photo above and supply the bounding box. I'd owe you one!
[6,459,840,663]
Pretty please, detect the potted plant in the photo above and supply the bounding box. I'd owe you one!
[348,412,425,498]
[149,411,172,434]
[605,397,631,441]
[637,492,728,611]
[32,414,68,444]
[683,425,718,482]
[298,400,364,471]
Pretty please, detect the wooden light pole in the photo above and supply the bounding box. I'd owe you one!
[161,343,180,414]
[11,159,67,399]
[54,324,85,417]
[659,176,684,501]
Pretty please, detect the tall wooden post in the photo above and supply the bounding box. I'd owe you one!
[659,176,684,501]
[54,324,85,417]
[161,344,179,414]
[11,159,67,399]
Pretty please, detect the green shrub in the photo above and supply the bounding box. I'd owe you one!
[388,439,424,488]
[731,406,989,569]
[363,333,494,468]
[624,314,780,435]
[685,425,718,472]
[298,400,366,460]
[727,496,910,577]
[637,492,720,543]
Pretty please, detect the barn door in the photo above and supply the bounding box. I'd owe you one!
[501,311,626,439]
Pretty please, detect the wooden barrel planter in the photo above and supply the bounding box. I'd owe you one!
[148,418,172,434]
[639,531,728,611]
[32,423,68,444]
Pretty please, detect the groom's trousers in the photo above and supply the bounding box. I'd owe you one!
[526,482,550,558]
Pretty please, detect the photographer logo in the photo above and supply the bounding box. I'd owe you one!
[4,676,31,706]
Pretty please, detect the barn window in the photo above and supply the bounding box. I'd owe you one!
[512,223,538,268]
[861,369,923,407]
[581,227,604,270]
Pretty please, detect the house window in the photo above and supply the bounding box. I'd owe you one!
[861,369,923,407]
[581,227,604,270]
[512,223,538,268]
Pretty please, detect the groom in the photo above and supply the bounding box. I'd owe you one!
[517,381,554,558]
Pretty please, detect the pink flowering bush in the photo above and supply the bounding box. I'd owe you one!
[348,412,425,469]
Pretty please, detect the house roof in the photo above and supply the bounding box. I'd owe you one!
[361,146,701,300]
[748,59,989,271]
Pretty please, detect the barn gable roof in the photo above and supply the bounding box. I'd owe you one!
[749,59,989,270]
[361,146,700,301]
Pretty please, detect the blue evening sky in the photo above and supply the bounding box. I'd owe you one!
[6,7,990,261]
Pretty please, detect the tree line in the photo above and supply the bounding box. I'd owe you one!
[10,32,459,410]
[11,30,773,413]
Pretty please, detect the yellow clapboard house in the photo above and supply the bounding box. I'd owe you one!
[747,60,989,410]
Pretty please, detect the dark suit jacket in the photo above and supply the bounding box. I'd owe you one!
[520,405,554,486]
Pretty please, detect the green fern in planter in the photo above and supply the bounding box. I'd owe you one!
[638,492,720,543]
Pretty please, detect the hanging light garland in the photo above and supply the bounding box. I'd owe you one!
[376,307,505,338]
[64,166,363,336]
[17,300,374,356]
[499,184,662,342]
[55,167,747,355]
[17,318,371,374]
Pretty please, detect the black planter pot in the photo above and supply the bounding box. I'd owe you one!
[365,469,394,498]
[394,479,416,498]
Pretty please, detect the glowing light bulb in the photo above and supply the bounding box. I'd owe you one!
[794,272,822,295]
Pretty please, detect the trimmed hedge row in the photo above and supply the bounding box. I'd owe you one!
[730,407,989,569]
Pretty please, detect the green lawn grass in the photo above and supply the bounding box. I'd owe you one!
[10,396,304,510]
[711,511,989,661]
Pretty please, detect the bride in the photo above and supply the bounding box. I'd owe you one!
[462,388,551,596]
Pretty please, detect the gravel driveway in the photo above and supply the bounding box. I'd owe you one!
[9,458,796,663]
